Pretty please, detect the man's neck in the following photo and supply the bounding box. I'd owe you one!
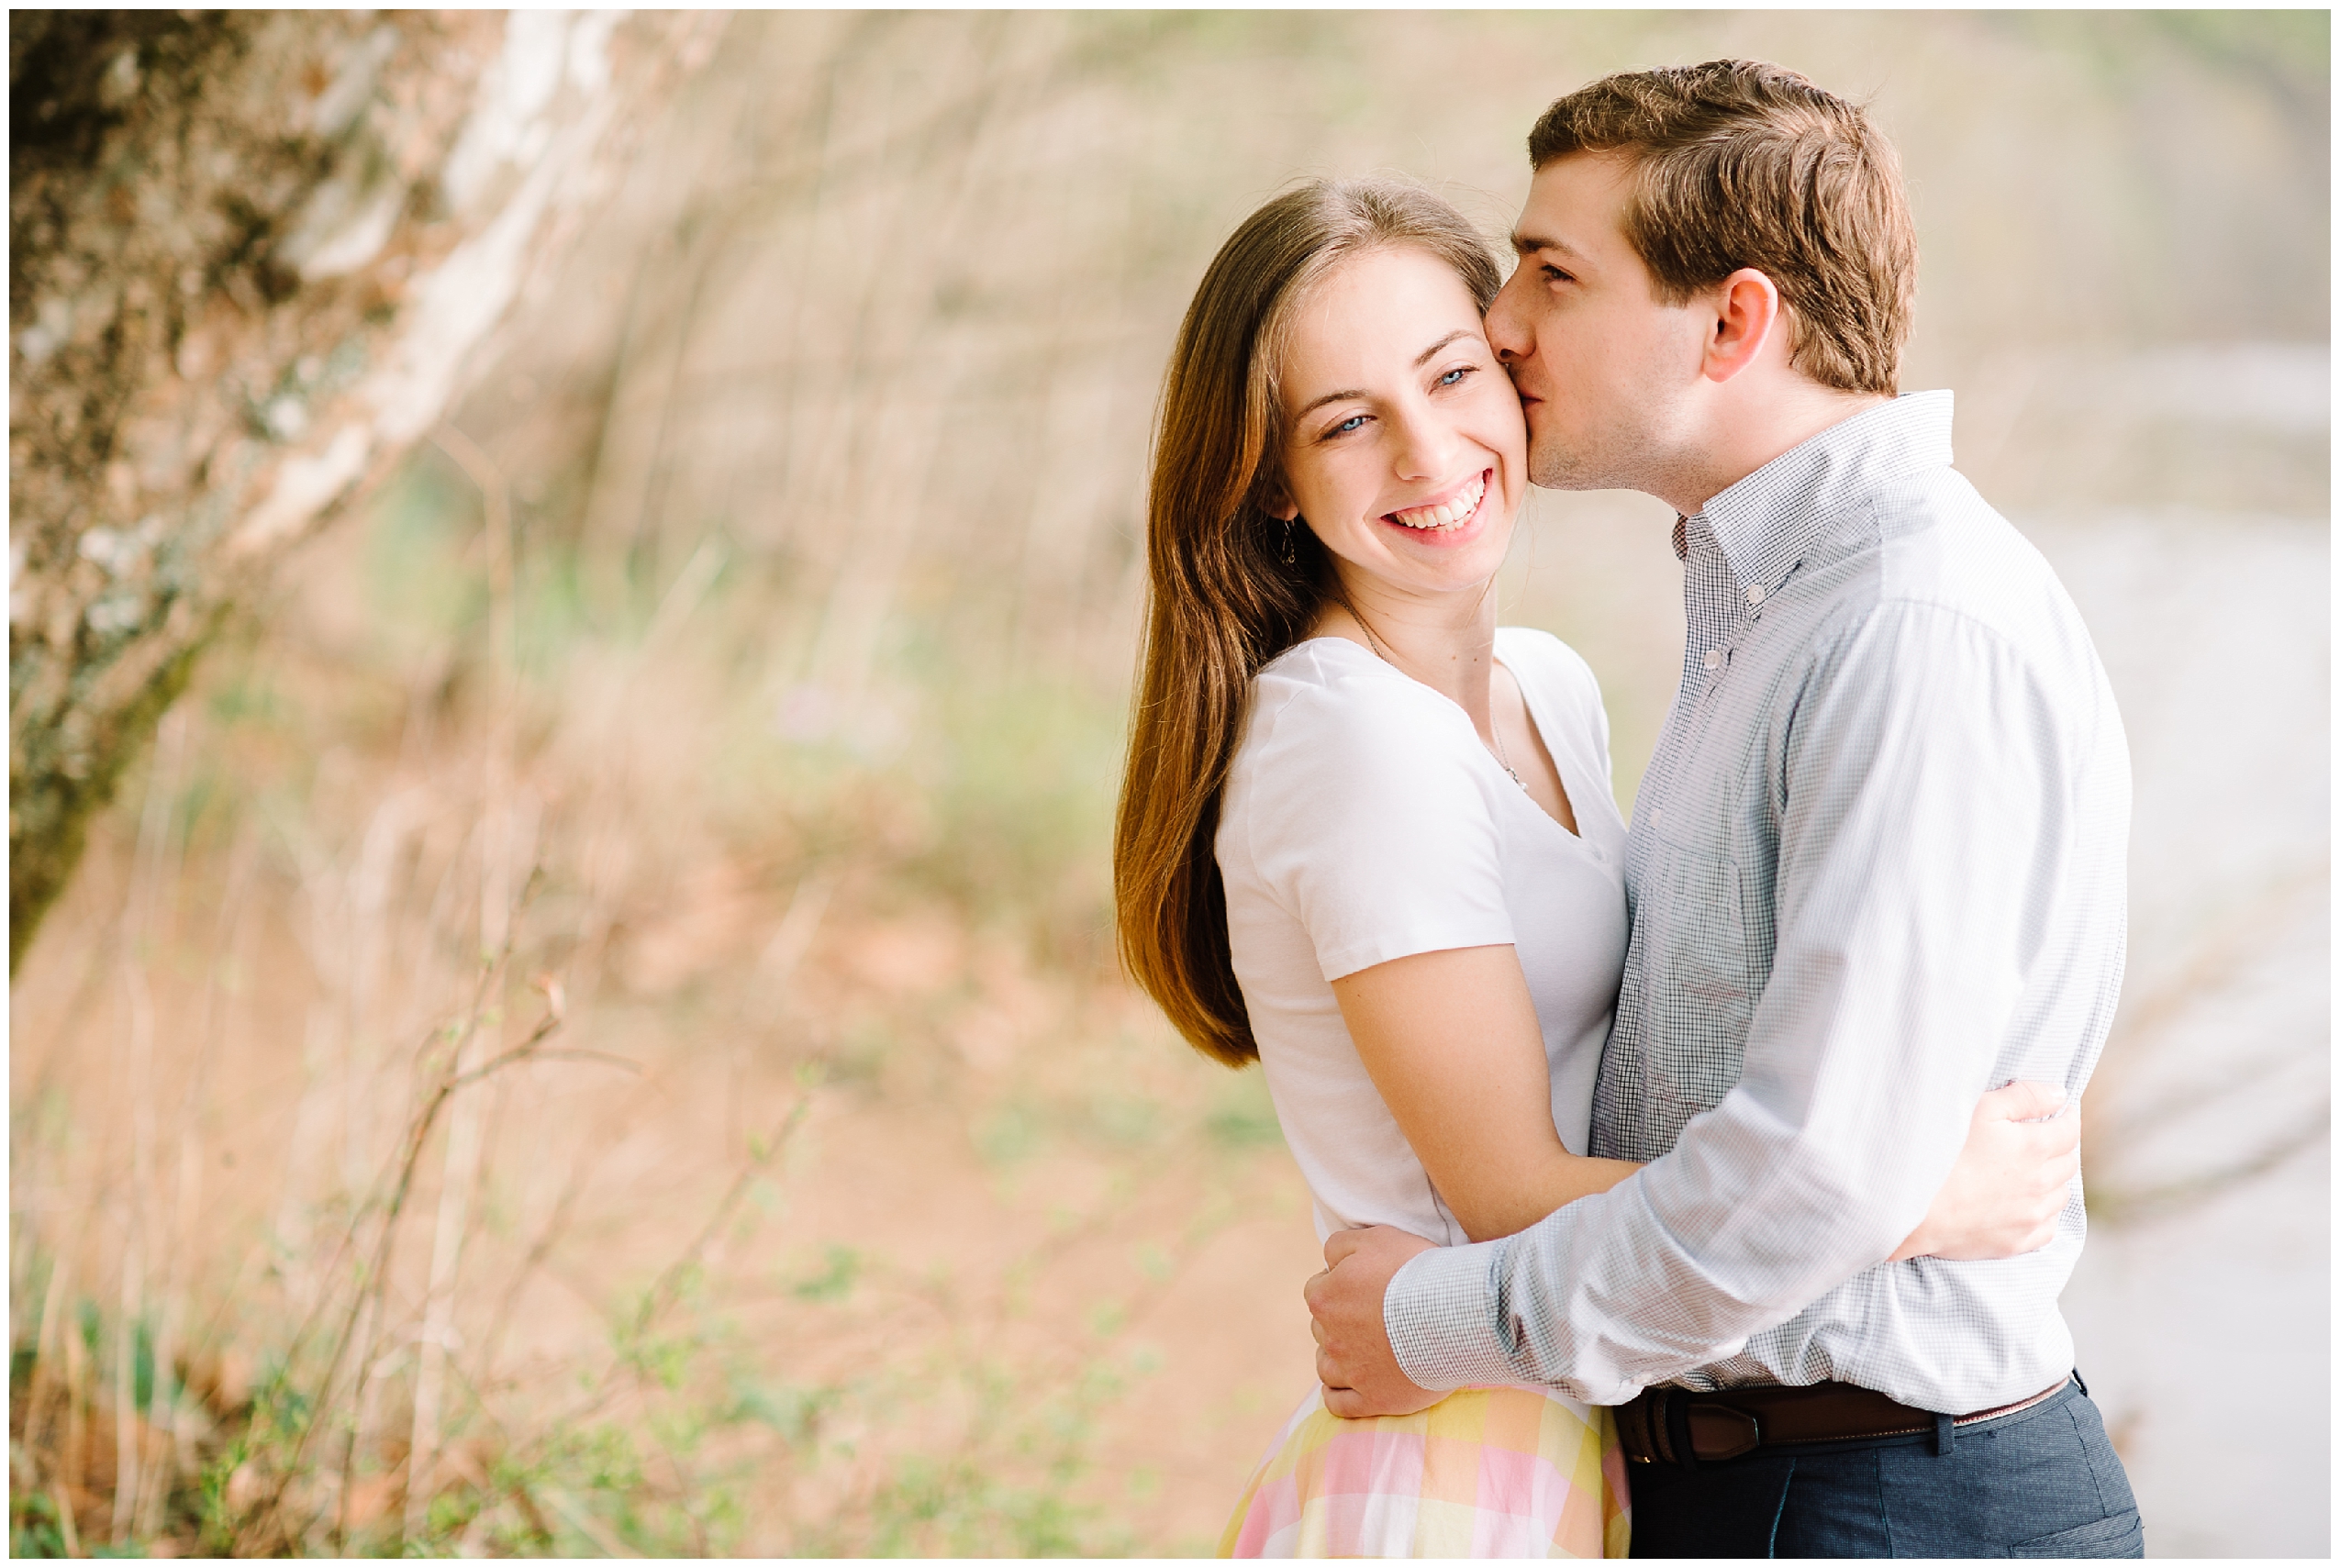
[1656,385,1892,518]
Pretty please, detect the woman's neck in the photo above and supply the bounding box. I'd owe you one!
[1311,569,1499,728]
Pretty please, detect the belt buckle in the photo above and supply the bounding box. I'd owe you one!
[1686,1401,1762,1462]
[1620,1393,1660,1464]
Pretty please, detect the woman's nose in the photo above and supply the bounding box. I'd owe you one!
[1387,400,1461,481]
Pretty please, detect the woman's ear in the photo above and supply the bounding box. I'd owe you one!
[1259,477,1299,523]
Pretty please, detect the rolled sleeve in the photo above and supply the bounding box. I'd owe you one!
[1384,1238,1515,1391]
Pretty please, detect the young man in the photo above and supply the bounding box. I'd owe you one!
[1305,61,2143,1557]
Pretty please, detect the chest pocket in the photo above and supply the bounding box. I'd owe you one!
[1627,837,1757,1149]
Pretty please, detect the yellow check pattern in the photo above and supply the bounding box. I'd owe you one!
[1219,1385,1630,1558]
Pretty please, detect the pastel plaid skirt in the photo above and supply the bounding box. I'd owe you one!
[1218,1384,1630,1558]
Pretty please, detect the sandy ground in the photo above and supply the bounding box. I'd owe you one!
[13,419,2325,1558]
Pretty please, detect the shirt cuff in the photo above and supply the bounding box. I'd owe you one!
[1384,1236,1521,1391]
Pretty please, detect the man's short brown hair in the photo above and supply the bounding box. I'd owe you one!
[1529,60,1916,395]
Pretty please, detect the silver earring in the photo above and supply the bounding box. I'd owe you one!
[1281,517,1299,566]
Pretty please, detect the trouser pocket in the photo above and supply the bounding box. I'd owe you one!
[2010,1506,2143,1558]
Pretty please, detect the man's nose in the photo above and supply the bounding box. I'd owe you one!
[1485,270,1531,363]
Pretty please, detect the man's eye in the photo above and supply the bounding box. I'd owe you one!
[1543,265,1572,284]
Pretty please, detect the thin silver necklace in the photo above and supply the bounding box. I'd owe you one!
[1339,595,1528,792]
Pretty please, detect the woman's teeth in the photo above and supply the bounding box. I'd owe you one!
[1389,473,1486,530]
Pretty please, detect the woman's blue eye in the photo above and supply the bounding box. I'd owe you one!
[1333,415,1366,435]
[1438,366,1471,387]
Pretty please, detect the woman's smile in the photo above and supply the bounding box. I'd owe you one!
[1271,245,1528,599]
[1381,467,1491,543]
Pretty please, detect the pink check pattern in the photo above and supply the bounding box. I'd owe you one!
[1218,1385,1629,1558]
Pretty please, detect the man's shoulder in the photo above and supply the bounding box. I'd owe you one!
[1815,470,2101,683]
[1869,468,2044,596]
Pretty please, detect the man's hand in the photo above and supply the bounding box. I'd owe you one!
[1304,1226,1443,1418]
[1891,1079,2081,1262]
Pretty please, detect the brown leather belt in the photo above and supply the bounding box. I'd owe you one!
[1615,1376,2073,1467]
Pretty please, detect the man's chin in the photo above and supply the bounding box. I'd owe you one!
[1528,451,1599,491]
[1521,424,1589,489]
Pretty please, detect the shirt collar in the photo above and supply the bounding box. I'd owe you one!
[1674,390,1956,590]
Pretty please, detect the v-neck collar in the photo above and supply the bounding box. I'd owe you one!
[1289,633,1609,855]
[1494,632,1605,853]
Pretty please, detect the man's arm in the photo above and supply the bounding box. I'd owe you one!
[1358,604,2076,1405]
[1309,1078,2078,1415]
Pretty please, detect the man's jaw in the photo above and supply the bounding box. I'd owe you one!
[1517,399,1589,492]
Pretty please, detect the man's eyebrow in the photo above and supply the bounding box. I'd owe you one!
[1510,230,1587,262]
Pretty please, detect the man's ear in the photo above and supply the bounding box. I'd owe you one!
[1702,268,1784,385]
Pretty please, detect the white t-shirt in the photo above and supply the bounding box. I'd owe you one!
[1215,628,1631,1244]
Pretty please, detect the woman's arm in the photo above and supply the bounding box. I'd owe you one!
[1332,943,1635,1242]
[1334,943,2083,1254]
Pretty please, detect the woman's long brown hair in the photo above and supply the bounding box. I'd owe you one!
[1113,180,1501,1067]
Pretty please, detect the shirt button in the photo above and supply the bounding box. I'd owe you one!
[1702,649,1723,671]
[1745,584,1766,606]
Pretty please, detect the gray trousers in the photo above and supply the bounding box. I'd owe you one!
[1625,1375,2145,1558]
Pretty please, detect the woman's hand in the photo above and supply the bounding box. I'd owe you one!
[1892,1081,2080,1262]
[1306,1226,1443,1418]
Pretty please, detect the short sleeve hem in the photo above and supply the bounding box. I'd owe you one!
[1316,927,1517,984]
[1235,645,1516,985]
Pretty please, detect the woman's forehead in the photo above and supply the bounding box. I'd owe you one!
[1282,248,1484,382]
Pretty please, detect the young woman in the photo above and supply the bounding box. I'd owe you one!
[1113,180,2075,1559]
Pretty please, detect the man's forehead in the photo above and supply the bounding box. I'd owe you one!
[1512,153,1633,257]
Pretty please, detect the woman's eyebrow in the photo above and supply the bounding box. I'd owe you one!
[1289,329,1481,424]
[1411,328,1474,368]
[1292,385,1367,422]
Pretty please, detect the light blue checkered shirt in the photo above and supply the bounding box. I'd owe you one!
[1386,392,2131,1414]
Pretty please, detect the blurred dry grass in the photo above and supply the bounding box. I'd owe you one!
[9,10,2327,1556]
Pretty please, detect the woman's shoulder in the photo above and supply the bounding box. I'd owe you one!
[1494,626,1604,710]
[1235,639,1488,801]
[1256,635,1408,691]
[1226,639,1514,969]
[1252,638,1467,737]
